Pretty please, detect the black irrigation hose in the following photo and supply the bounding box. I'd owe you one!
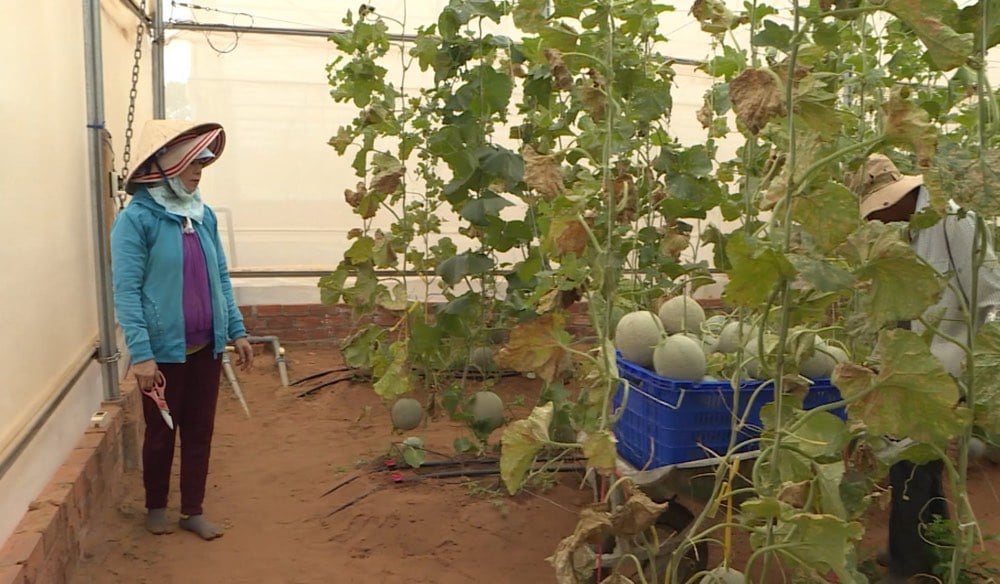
[295,373,358,398]
[290,367,350,386]
[407,464,588,481]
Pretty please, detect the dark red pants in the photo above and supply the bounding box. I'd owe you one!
[142,346,221,516]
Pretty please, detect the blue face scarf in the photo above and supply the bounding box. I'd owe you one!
[147,176,205,232]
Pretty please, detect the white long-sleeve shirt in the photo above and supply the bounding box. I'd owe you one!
[909,187,1000,376]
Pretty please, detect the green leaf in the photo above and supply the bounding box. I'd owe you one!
[781,513,865,583]
[884,87,938,166]
[345,237,376,265]
[882,0,974,71]
[701,45,747,79]
[723,232,797,307]
[752,20,794,52]
[401,444,426,468]
[512,0,549,33]
[972,321,1000,433]
[500,401,554,494]
[581,430,617,473]
[957,0,1000,50]
[453,436,475,453]
[792,182,861,254]
[833,329,971,447]
[815,462,849,518]
[839,221,945,333]
[318,266,350,305]
[437,252,495,285]
[786,255,856,293]
[479,146,525,184]
[460,193,514,226]
[340,324,386,370]
[373,339,412,399]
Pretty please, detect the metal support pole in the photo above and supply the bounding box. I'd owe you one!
[151,0,166,118]
[83,0,122,401]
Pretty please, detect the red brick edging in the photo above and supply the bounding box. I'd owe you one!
[0,390,141,584]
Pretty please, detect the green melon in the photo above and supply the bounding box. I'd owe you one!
[658,295,706,334]
[826,345,849,364]
[471,391,505,431]
[653,334,707,381]
[390,398,423,431]
[614,310,664,367]
[470,346,496,371]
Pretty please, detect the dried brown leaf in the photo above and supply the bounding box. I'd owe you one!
[610,489,668,536]
[545,48,573,91]
[884,87,938,167]
[729,68,786,135]
[547,507,614,584]
[523,146,566,199]
[495,313,571,384]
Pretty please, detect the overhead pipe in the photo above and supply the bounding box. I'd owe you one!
[84,0,122,401]
[151,0,165,118]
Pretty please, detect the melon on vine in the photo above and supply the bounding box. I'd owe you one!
[614,310,664,367]
[653,334,707,381]
[390,398,423,431]
[658,295,706,334]
[471,391,505,431]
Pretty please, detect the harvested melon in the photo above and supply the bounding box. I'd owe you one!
[614,310,664,367]
[390,398,423,431]
[658,295,706,334]
[471,391,505,431]
[826,345,849,364]
[743,334,777,379]
[653,334,707,381]
[699,567,747,584]
[716,321,757,354]
[799,342,837,379]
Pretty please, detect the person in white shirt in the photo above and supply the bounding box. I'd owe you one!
[854,153,1000,582]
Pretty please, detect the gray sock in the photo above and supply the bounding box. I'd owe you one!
[179,514,223,540]
[145,508,173,535]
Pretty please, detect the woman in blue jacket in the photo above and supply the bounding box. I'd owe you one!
[111,120,253,540]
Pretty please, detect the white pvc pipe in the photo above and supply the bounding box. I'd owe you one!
[246,335,288,387]
[221,347,250,418]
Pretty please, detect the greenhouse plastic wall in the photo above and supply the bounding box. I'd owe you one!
[0,0,151,543]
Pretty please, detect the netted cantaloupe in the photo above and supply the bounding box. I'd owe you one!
[614,310,664,367]
[390,398,423,431]
[658,295,706,335]
[471,391,505,431]
[653,334,707,381]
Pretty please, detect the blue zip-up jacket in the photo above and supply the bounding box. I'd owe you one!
[110,189,247,364]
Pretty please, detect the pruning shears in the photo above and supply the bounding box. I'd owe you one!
[141,371,174,430]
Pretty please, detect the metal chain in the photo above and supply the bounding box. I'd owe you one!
[118,0,149,209]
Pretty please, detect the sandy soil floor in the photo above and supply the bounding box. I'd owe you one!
[71,343,1000,584]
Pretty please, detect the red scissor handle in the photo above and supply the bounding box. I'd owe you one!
[141,371,169,409]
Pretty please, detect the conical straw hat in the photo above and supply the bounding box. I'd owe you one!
[125,120,226,189]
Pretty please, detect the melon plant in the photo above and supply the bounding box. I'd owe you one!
[658,295,706,335]
[390,398,423,431]
[614,310,664,367]
[653,334,707,381]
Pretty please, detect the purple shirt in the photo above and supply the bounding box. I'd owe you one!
[182,231,214,348]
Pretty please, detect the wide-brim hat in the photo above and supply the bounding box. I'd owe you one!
[853,154,924,218]
[125,120,225,189]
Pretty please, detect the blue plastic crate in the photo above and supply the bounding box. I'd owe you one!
[612,353,846,469]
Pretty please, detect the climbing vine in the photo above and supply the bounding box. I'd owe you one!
[323,1,1000,581]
